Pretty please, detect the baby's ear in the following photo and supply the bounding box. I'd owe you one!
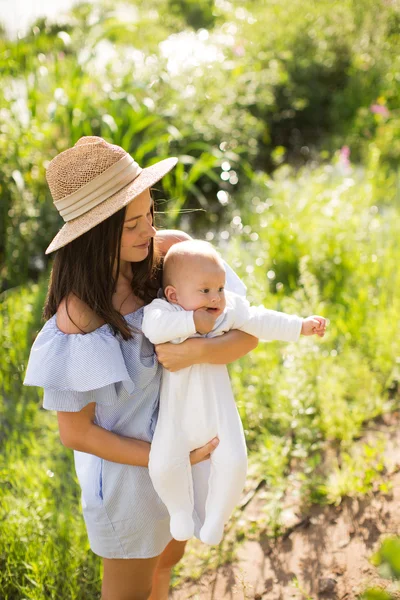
[164,285,178,304]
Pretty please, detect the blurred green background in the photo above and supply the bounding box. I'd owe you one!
[1,0,400,597]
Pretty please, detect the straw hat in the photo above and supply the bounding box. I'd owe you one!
[45,136,178,254]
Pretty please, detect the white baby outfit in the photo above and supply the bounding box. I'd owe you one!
[142,291,303,545]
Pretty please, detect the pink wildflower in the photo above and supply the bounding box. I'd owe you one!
[339,145,351,172]
[233,45,245,57]
[370,104,390,117]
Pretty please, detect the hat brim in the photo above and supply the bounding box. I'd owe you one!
[45,157,178,254]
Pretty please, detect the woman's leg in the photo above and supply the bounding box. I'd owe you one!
[101,555,159,600]
[149,539,187,600]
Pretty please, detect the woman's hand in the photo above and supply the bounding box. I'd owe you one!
[155,338,206,371]
[190,437,219,465]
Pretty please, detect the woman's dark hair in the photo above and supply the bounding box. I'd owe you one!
[43,202,161,339]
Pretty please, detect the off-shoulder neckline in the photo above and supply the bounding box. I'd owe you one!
[49,306,144,336]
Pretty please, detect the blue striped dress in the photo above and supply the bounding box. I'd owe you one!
[23,264,246,559]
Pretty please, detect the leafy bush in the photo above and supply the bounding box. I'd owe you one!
[1,0,400,287]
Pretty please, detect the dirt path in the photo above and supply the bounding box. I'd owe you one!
[171,417,400,600]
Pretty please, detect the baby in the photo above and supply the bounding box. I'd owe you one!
[142,240,326,545]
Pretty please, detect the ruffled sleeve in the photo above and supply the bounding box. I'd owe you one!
[23,317,134,412]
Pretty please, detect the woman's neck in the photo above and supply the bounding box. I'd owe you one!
[113,260,142,313]
[113,261,134,300]
[117,259,132,284]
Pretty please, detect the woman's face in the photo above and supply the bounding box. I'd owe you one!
[120,188,156,263]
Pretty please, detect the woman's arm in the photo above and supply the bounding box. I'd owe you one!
[155,330,258,372]
[57,403,218,465]
[58,404,151,466]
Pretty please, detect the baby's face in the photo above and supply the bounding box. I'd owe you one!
[173,259,226,316]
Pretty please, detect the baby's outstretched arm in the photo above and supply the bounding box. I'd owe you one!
[142,299,196,345]
[228,293,326,342]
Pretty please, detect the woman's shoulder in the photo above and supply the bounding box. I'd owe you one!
[56,294,105,334]
[24,295,134,395]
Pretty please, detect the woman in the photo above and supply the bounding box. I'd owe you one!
[24,136,257,600]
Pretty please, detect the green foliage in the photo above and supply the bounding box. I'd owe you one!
[1,0,400,287]
[309,439,389,506]
[362,537,400,599]
[362,591,393,600]
[371,537,400,579]
[168,0,216,30]
[225,152,400,533]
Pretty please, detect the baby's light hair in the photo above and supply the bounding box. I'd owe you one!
[163,240,225,289]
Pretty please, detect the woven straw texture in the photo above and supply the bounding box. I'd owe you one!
[45,137,177,254]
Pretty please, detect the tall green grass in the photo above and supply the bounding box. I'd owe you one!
[225,149,400,526]
[0,283,101,599]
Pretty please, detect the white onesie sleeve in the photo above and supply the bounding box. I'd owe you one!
[142,299,196,345]
[227,292,303,342]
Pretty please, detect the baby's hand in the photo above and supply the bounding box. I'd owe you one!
[301,316,327,337]
[194,307,219,334]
